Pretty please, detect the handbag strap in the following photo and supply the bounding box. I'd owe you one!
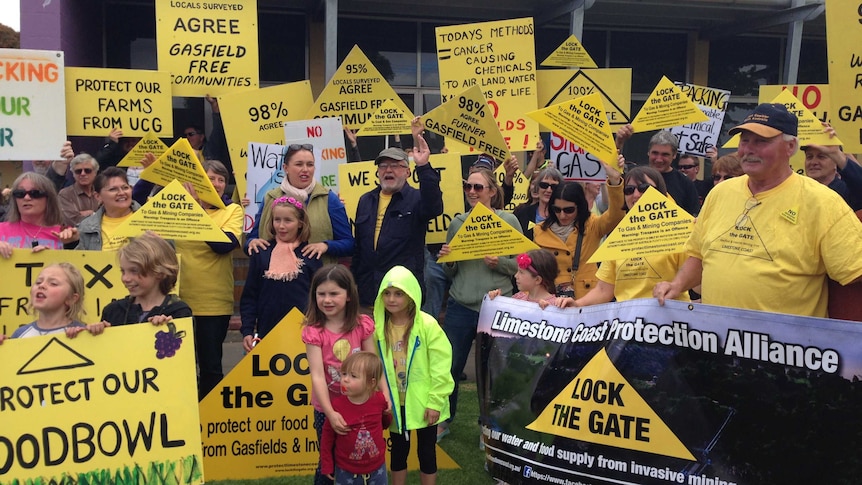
[572,230,584,272]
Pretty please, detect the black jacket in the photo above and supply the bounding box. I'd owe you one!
[101,294,193,326]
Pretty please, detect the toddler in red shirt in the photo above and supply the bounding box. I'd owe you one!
[320,351,391,484]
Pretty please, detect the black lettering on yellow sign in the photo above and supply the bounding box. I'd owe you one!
[527,348,695,460]
[0,412,184,473]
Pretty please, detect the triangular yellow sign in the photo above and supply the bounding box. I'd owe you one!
[588,187,693,263]
[527,348,696,460]
[199,309,458,480]
[356,99,412,136]
[112,179,230,242]
[526,92,618,166]
[140,137,225,209]
[305,45,415,129]
[722,132,740,149]
[769,89,842,147]
[541,35,598,68]
[422,85,511,163]
[118,132,169,167]
[437,203,538,263]
[631,76,709,132]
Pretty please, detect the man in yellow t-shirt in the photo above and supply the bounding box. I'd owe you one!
[654,103,862,317]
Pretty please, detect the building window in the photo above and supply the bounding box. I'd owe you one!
[609,31,686,93]
[709,36,781,97]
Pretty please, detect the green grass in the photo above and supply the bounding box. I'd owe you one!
[208,382,494,484]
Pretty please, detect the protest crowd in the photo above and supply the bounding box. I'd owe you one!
[3,9,862,485]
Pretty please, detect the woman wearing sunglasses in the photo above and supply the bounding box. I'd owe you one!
[557,166,690,307]
[245,144,353,265]
[0,173,65,257]
[436,167,522,442]
[513,166,564,240]
[533,161,624,299]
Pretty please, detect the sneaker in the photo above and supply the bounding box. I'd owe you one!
[436,426,450,443]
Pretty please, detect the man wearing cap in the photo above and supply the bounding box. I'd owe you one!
[654,103,862,317]
[352,118,443,307]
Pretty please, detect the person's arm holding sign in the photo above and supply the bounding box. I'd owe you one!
[411,116,444,220]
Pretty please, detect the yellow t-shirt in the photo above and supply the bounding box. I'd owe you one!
[100,213,133,251]
[596,254,690,302]
[687,173,862,317]
[388,323,408,405]
[175,204,244,315]
[374,193,392,250]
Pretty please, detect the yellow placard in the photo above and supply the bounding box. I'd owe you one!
[155,0,258,96]
[338,154,463,245]
[537,68,631,126]
[587,187,693,263]
[218,81,314,198]
[356,99,412,136]
[758,85,832,174]
[826,0,862,152]
[437,203,538,263]
[759,84,830,123]
[0,318,203,483]
[540,34,598,68]
[526,348,695,460]
[140,138,225,209]
[526,92,617,166]
[200,309,457,480]
[112,180,230,243]
[118,132,170,167]
[0,250,129,335]
[65,67,173,137]
[422,85,511,162]
[305,45,414,129]
[768,89,842,148]
[436,17,540,152]
[494,164,531,211]
[722,133,740,149]
[630,76,709,132]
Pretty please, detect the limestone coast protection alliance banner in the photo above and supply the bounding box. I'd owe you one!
[477,297,862,485]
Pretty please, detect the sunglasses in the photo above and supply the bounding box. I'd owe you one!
[551,205,576,214]
[12,189,47,199]
[713,174,734,182]
[73,168,94,175]
[678,164,698,170]
[287,143,314,152]
[623,183,653,195]
[463,182,487,192]
[538,181,559,190]
[184,131,201,137]
[472,155,496,171]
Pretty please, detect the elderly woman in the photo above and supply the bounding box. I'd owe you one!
[59,167,140,250]
[245,144,353,264]
[58,153,101,226]
[0,173,65,257]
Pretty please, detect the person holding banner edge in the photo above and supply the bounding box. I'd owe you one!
[245,145,354,265]
[556,166,689,306]
[532,158,625,299]
[654,103,862,317]
[436,167,521,443]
